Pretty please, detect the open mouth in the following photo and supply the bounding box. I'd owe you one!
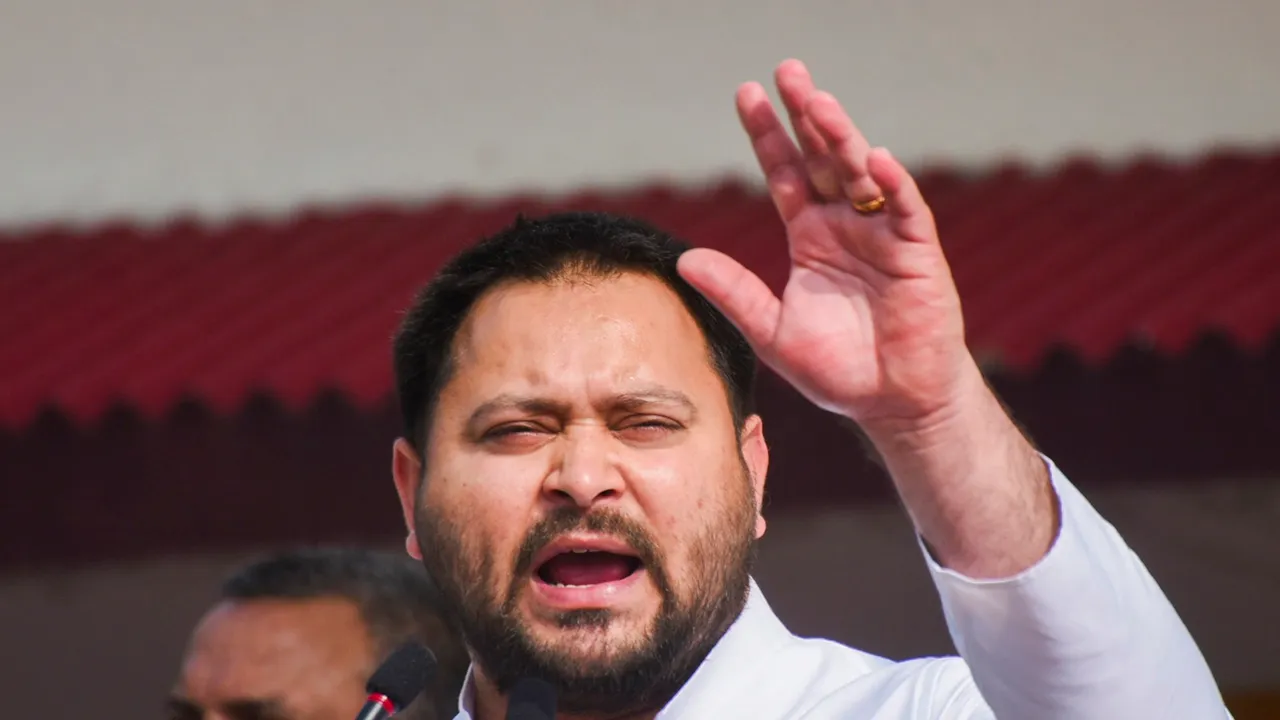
[534,545,644,588]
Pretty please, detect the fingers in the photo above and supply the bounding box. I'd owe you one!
[775,59,841,198]
[775,60,826,156]
[743,59,914,233]
[805,91,883,205]
[676,248,782,351]
[736,82,812,222]
[867,148,937,244]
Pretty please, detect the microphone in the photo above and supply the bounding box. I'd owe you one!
[355,641,438,720]
[506,677,557,720]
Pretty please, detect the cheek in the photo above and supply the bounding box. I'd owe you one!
[424,457,542,570]
[630,444,744,553]
[426,449,533,513]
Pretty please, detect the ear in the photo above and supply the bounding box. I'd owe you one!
[392,438,425,560]
[739,415,770,539]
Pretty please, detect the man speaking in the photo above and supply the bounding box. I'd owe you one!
[388,59,1227,719]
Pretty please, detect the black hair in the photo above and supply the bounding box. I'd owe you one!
[220,546,468,720]
[392,211,757,455]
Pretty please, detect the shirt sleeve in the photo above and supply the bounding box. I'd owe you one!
[923,456,1230,720]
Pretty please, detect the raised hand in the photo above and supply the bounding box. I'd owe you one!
[677,59,980,431]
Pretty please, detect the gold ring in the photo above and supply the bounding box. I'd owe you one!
[852,196,887,215]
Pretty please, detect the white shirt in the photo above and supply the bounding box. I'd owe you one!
[452,459,1228,719]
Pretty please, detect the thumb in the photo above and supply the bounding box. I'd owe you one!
[677,248,781,351]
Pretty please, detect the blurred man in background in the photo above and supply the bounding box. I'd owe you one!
[167,547,467,720]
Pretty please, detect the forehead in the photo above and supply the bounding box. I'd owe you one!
[177,598,372,706]
[445,272,723,402]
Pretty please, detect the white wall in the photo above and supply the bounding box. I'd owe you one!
[1,479,1277,719]
[2,0,1278,227]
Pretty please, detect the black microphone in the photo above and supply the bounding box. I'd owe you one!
[506,677,557,720]
[355,641,438,720]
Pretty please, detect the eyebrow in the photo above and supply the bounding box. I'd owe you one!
[167,692,292,720]
[611,388,698,415]
[465,387,698,428]
[229,696,291,717]
[222,698,289,720]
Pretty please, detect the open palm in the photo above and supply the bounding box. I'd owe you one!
[678,60,976,427]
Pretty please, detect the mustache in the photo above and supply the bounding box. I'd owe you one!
[512,507,662,579]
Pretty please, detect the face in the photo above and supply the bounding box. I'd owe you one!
[168,598,374,720]
[392,272,770,716]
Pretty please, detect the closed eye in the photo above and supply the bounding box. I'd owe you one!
[484,423,549,439]
[481,419,681,446]
[616,418,682,440]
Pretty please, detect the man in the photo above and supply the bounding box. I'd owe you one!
[389,59,1227,719]
[168,547,468,720]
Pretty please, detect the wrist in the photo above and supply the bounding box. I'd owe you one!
[857,357,994,456]
[853,361,1056,576]
[857,358,1046,498]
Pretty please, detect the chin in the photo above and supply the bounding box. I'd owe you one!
[527,609,655,661]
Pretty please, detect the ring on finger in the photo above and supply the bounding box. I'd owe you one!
[851,195,887,215]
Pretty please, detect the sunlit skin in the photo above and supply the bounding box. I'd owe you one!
[168,598,374,720]
[677,59,1054,577]
[392,273,769,720]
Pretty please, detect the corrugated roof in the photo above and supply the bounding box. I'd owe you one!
[2,151,1278,430]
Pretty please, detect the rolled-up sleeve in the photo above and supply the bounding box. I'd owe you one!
[924,457,1229,719]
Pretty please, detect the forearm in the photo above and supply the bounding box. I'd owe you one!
[928,464,1227,719]
[858,362,1225,716]
[862,361,1057,579]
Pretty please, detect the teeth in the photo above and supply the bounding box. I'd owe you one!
[571,549,591,553]
[552,583,595,588]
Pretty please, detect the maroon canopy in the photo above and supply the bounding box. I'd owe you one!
[2,150,1278,572]
[2,151,1277,431]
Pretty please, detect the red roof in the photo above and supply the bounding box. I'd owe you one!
[2,151,1279,430]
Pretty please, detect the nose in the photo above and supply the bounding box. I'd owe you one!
[542,426,623,508]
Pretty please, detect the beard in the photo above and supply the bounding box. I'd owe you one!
[414,473,757,717]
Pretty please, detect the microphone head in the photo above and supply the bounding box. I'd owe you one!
[366,641,437,710]
[507,677,556,720]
